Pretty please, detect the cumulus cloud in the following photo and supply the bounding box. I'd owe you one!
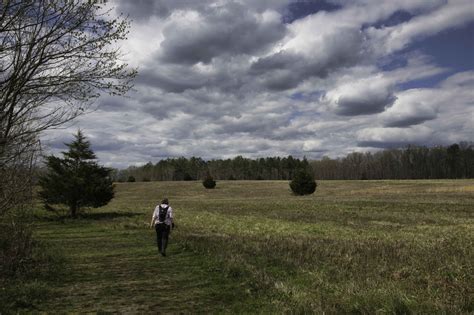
[302,140,326,152]
[367,0,474,54]
[323,77,396,116]
[357,125,434,148]
[159,3,286,65]
[40,0,474,167]
[381,92,438,127]
[250,26,366,90]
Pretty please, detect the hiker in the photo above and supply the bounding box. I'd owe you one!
[150,198,174,256]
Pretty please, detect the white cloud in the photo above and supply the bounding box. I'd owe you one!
[39,0,474,167]
[357,125,434,147]
[381,92,438,127]
[368,0,474,54]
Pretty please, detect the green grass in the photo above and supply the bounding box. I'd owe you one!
[13,180,474,313]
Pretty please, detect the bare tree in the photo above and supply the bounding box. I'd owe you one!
[0,0,135,217]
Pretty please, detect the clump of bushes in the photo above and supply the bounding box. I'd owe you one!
[203,174,216,189]
[0,221,33,277]
[0,217,64,313]
[290,169,317,195]
[127,176,136,182]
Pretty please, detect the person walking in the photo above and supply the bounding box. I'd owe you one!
[150,198,174,256]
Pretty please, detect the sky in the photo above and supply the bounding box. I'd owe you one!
[43,0,474,168]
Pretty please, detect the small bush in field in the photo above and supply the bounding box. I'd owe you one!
[127,176,136,182]
[203,175,216,189]
[290,170,317,195]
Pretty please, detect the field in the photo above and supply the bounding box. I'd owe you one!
[7,180,474,313]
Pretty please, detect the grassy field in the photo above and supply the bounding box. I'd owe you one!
[7,180,474,313]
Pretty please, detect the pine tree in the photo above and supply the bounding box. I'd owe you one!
[289,169,317,195]
[39,131,114,218]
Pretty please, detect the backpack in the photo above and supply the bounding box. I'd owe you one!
[158,205,168,223]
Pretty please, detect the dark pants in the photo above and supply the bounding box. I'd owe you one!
[155,223,170,254]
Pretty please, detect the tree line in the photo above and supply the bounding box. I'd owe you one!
[113,142,474,182]
[113,156,312,182]
[311,143,474,180]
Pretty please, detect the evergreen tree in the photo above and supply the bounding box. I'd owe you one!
[39,131,114,218]
[290,169,317,195]
[202,173,216,189]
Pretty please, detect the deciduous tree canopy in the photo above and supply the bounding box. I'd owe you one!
[113,143,474,182]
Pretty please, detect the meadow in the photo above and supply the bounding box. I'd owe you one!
[5,180,474,313]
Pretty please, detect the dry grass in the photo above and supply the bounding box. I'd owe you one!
[5,179,473,313]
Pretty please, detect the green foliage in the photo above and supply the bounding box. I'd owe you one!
[0,239,64,314]
[0,220,33,278]
[115,155,312,181]
[290,169,317,195]
[312,142,474,180]
[203,174,216,189]
[38,131,114,218]
[127,176,136,183]
[114,143,474,182]
[1,212,65,314]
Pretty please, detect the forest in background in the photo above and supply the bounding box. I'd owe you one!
[113,142,474,181]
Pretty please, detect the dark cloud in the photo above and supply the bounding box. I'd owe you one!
[97,96,130,112]
[336,92,396,116]
[213,114,289,136]
[251,27,367,90]
[384,113,437,127]
[159,2,286,65]
[282,0,342,23]
[91,141,127,152]
[136,67,207,93]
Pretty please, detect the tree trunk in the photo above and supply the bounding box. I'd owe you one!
[70,203,77,218]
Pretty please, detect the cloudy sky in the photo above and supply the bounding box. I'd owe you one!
[43,0,474,168]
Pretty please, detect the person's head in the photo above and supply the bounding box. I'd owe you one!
[161,198,169,205]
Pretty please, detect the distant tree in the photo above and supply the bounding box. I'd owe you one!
[39,131,114,218]
[183,173,194,181]
[447,143,461,178]
[290,169,317,195]
[203,174,216,189]
[127,176,136,183]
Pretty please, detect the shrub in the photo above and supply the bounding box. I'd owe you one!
[290,169,317,195]
[0,220,33,277]
[203,174,216,189]
[127,176,136,182]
